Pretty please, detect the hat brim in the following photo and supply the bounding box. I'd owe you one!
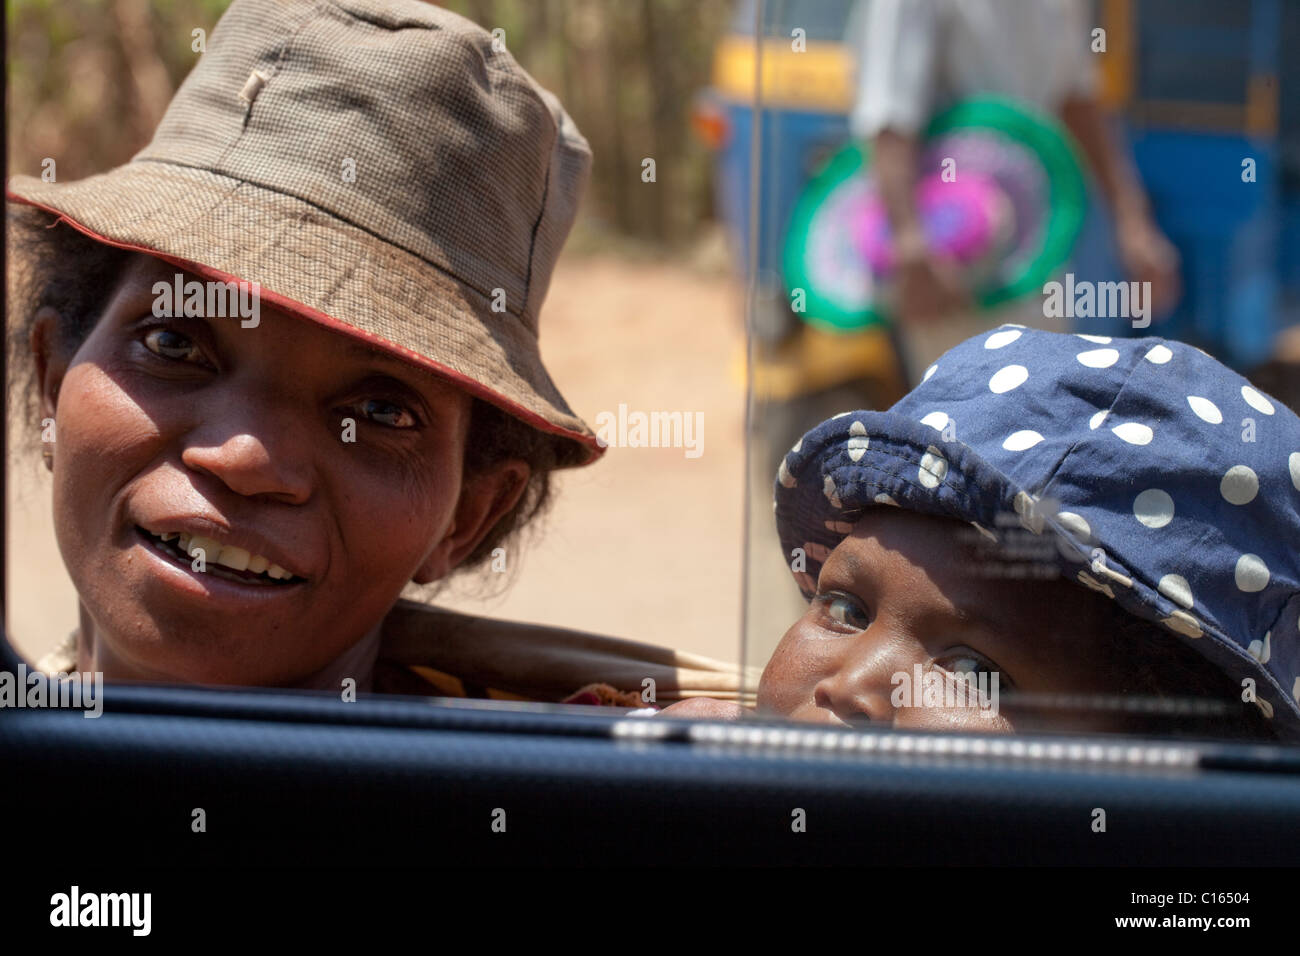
[776,411,1053,591]
[774,410,1300,737]
[8,162,603,465]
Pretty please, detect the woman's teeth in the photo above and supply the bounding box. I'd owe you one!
[148,529,294,580]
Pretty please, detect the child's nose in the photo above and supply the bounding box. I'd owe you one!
[810,629,913,726]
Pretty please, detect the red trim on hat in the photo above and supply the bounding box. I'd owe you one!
[7,191,605,465]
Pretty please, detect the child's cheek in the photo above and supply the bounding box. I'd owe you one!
[757,622,824,718]
[893,701,1015,734]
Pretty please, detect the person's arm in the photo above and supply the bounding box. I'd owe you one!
[1059,95,1147,216]
[873,127,970,323]
[873,128,926,251]
[1053,0,1180,320]
[848,0,967,322]
[1060,94,1181,317]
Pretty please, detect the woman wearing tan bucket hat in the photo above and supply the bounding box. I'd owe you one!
[7,0,752,706]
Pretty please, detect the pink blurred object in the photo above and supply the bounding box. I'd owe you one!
[855,173,1011,276]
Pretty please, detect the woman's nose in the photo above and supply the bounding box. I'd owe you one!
[181,408,315,504]
[811,628,913,726]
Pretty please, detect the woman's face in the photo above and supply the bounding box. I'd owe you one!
[36,254,524,686]
[758,509,1134,733]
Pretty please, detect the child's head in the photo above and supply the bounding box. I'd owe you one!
[6,0,599,686]
[767,327,1300,739]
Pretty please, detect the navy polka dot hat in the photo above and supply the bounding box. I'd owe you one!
[774,326,1300,737]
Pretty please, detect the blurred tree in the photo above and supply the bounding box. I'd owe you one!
[406,0,733,244]
[6,0,730,243]
[7,0,232,180]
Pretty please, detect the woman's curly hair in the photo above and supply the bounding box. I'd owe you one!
[6,203,583,577]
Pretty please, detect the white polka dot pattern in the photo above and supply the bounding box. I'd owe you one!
[1187,396,1222,424]
[771,328,1300,737]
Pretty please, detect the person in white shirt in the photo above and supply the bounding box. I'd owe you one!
[848,0,1180,369]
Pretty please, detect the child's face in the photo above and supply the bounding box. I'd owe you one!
[759,508,1136,733]
[36,254,522,686]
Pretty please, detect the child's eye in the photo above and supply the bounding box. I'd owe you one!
[813,592,871,632]
[932,651,1004,684]
[143,328,204,364]
[350,398,417,429]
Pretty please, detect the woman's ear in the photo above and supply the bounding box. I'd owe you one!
[411,459,531,585]
[31,307,69,466]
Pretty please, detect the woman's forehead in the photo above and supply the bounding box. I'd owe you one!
[122,252,190,285]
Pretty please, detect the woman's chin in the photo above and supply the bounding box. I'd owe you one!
[90,623,290,686]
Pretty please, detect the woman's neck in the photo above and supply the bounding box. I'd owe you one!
[290,621,383,692]
[75,603,384,692]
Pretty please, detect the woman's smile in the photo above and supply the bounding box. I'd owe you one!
[138,528,300,584]
[133,518,309,585]
[131,523,311,607]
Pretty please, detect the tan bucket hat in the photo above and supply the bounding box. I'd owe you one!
[7,0,602,463]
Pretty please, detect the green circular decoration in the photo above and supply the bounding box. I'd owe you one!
[782,95,1087,333]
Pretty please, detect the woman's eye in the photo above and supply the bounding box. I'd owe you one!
[815,593,870,631]
[352,399,416,429]
[143,328,203,363]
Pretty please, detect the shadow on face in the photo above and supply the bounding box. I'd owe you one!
[758,508,1141,734]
